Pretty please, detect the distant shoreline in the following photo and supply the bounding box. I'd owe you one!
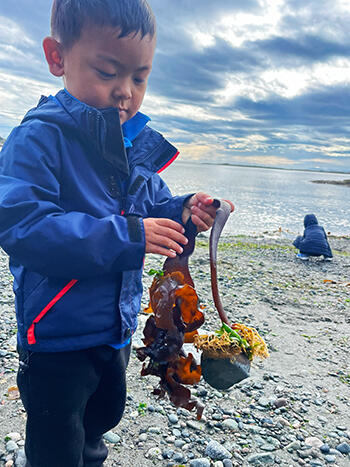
[311,179,350,187]
[196,161,350,175]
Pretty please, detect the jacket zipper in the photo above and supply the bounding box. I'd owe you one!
[27,279,78,345]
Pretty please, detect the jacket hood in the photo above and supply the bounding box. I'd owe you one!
[304,214,318,227]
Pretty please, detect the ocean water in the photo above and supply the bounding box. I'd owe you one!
[161,162,350,237]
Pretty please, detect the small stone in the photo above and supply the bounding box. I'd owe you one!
[336,442,350,454]
[286,441,301,451]
[275,416,289,427]
[297,449,312,459]
[174,440,185,448]
[205,440,232,460]
[14,451,26,467]
[305,437,323,448]
[6,441,18,453]
[320,444,330,454]
[189,458,211,467]
[328,448,343,457]
[146,447,162,459]
[222,419,238,431]
[247,425,262,434]
[257,396,270,407]
[148,426,162,434]
[223,460,233,467]
[186,420,205,431]
[274,398,287,408]
[247,452,275,464]
[324,455,336,463]
[260,443,277,452]
[103,431,120,444]
[138,433,148,442]
[168,413,179,424]
[162,448,174,460]
[213,462,224,467]
[173,452,184,463]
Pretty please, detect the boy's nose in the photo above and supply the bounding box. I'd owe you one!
[113,79,132,101]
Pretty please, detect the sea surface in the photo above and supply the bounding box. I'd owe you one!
[161,162,350,237]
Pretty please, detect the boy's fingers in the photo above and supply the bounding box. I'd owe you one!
[191,205,215,226]
[156,226,188,246]
[153,233,185,254]
[156,218,185,232]
[146,234,183,255]
[147,245,177,257]
[190,214,212,232]
[193,192,213,206]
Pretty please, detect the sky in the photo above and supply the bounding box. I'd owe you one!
[0,0,349,172]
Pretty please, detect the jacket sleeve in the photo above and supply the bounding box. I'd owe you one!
[147,173,193,225]
[0,126,145,278]
[293,235,302,249]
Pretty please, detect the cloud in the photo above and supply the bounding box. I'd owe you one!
[0,0,349,172]
[251,35,350,63]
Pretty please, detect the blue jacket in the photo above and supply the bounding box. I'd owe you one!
[0,90,188,352]
[293,214,332,257]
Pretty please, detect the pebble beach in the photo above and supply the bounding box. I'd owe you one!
[0,233,349,466]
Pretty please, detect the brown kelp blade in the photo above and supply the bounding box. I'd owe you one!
[163,218,197,287]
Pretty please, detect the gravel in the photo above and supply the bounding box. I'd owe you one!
[1,233,350,466]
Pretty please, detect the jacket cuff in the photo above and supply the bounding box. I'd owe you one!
[172,193,195,225]
[112,215,145,271]
[127,215,143,243]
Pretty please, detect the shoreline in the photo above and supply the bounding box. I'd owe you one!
[312,179,350,187]
[1,236,349,466]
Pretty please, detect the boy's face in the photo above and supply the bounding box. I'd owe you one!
[56,26,156,123]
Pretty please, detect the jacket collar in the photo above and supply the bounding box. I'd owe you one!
[53,89,148,176]
[36,90,178,176]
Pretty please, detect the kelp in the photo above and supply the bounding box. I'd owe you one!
[137,200,268,416]
[136,268,205,419]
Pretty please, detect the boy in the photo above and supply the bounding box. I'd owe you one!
[0,1,233,466]
[293,214,333,261]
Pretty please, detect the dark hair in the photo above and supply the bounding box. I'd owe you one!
[51,0,156,49]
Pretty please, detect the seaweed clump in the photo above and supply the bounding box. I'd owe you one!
[136,269,205,420]
[194,322,269,390]
[194,322,269,361]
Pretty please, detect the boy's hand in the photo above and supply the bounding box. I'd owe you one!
[182,193,234,232]
[143,218,188,257]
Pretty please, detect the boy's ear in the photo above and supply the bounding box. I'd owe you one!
[42,36,65,77]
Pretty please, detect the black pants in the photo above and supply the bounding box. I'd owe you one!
[17,344,131,467]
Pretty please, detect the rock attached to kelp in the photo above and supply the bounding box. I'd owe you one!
[194,322,269,390]
[201,352,250,390]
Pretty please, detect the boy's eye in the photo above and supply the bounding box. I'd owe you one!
[96,69,116,79]
[134,77,145,85]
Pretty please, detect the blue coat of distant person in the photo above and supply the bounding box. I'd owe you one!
[293,214,332,258]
